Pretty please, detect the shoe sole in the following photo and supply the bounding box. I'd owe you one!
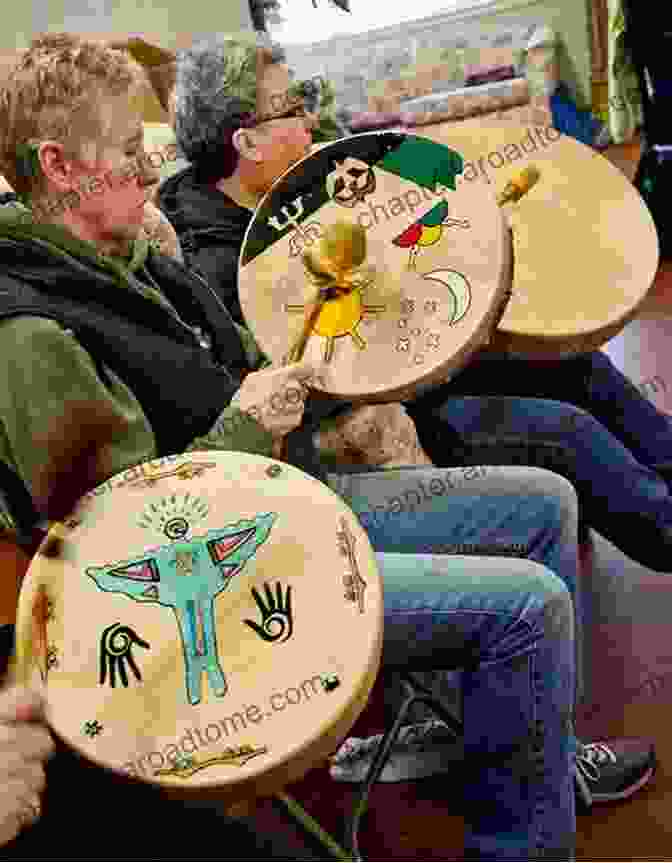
[589,762,656,804]
[330,741,464,783]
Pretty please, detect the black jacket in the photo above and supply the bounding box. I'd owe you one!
[158,167,250,325]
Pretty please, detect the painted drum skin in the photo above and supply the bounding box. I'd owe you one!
[11,451,382,808]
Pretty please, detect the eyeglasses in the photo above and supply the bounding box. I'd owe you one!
[254,103,308,125]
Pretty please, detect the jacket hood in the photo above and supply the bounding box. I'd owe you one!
[0,201,151,294]
[158,166,252,245]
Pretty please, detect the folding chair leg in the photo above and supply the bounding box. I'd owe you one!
[272,672,464,862]
[344,672,464,860]
[274,791,354,860]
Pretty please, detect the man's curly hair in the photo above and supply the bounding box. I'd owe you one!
[173,33,285,183]
[0,33,145,197]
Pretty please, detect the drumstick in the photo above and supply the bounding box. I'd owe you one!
[272,285,331,460]
[274,222,366,460]
[497,165,540,206]
[285,286,332,365]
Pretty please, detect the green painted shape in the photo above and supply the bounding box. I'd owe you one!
[419,200,450,227]
[376,138,464,192]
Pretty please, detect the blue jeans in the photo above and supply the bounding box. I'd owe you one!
[327,466,577,860]
[9,468,577,861]
[408,350,672,570]
[327,464,583,693]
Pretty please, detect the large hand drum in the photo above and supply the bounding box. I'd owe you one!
[11,452,382,805]
[239,132,512,401]
[421,122,660,357]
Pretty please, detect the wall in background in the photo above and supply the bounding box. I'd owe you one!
[469,0,592,107]
[0,0,254,53]
[286,0,592,113]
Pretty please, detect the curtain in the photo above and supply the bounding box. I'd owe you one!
[607,0,642,144]
[591,0,608,82]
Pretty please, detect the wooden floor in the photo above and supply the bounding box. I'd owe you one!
[569,132,672,854]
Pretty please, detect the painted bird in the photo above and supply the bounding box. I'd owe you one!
[392,200,470,270]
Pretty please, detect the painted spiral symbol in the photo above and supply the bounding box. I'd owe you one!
[106,625,133,657]
[263,612,292,643]
[165,517,189,540]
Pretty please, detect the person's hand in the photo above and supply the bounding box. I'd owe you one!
[233,360,325,444]
[0,687,54,847]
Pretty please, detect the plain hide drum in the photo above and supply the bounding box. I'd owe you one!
[420,122,660,358]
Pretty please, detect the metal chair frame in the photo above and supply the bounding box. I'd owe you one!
[276,670,464,861]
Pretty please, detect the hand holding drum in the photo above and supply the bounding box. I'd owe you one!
[234,359,325,456]
[252,222,367,459]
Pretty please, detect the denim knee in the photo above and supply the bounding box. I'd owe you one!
[511,560,574,642]
[517,468,578,537]
[502,557,572,611]
[525,470,578,523]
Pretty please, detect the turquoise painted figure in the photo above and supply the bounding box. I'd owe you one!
[86,513,277,705]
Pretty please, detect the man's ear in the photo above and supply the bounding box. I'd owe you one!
[232,128,263,163]
[36,141,74,192]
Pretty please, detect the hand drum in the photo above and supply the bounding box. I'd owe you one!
[11,452,382,806]
[420,122,659,357]
[239,131,512,401]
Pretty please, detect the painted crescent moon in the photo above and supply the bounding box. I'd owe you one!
[421,269,472,325]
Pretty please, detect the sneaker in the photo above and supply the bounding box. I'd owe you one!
[329,720,463,783]
[574,739,656,810]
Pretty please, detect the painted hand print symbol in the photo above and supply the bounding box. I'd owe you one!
[244,582,293,643]
[86,512,277,705]
[99,623,150,688]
